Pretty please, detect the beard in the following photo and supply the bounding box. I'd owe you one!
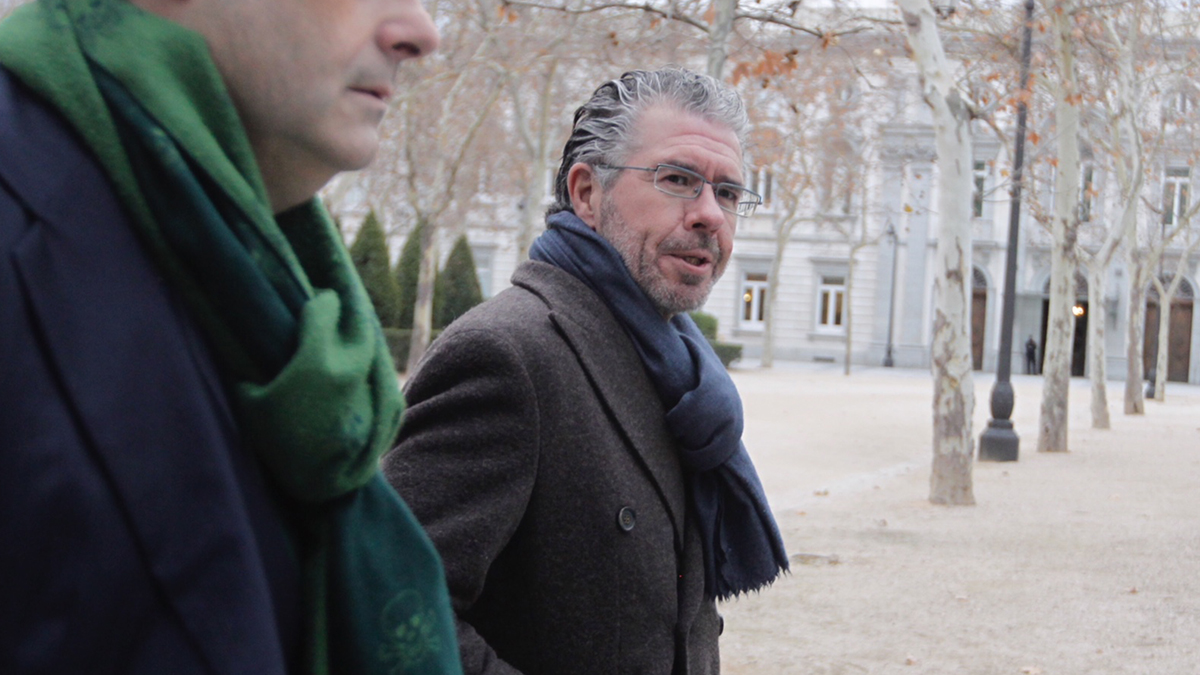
[595,196,726,318]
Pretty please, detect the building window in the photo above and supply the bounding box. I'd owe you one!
[972,160,987,218]
[820,159,856,216]
[749,168,773,211]
[1163,167,1190,227]
[740,272,768,330]
[816,275,846,333]
[1175,90,1193,115]
[1079,164,1095,222]
[471,245,495,298]
[1168,87,1195,120]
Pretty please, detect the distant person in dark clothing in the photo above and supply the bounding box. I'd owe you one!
[1025,336,1039,375]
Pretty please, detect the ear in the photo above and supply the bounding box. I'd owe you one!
[567,162,603,231]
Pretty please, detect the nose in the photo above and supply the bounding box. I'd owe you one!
[686,183,731,233]
[377,0,440,62]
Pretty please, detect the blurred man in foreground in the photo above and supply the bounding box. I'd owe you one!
[0,0,461,673]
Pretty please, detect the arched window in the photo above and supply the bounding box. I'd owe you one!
[973,267,988,290]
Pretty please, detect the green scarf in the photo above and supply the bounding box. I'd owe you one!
[0,2,462,674]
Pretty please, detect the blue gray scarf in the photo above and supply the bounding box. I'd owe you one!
[530,211,788,600]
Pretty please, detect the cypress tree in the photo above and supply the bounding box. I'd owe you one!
[435,235,485,329]
[348,210,400,328]
[395,219,427,330]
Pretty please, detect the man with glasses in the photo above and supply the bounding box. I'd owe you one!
[384,67,788,675]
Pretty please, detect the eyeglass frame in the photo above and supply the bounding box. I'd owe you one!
[595,163,763,218]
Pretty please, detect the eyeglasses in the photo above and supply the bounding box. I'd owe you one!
[598,163,762,218]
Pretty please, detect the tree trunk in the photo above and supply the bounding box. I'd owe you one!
[406,218,438,372]
[706,0,736,80]
[1038,243,1077,452]
[1124,257,1148,414]
[516,159,549,263]
[899,0,975,505]
[1086,267,1110,428]
[514,59,561,263]
[843,249,856,376]
[1153,289,1170,401]
[1037,2,1081,454]
[761,213,800,369]
[760,247,784,368]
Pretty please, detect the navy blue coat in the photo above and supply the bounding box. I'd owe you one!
[0,67,301,673]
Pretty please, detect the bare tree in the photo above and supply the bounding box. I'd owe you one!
[1148,214,1200,401]
[828,180,881,376]
[502,0,871,81]
[1036,0,1084,454]
[733,47,851,368]
[510,54,566,262]
[1072,1,1151,429]
[357,0,511,370]
[1124,248,1152,413]
[498,8,596,262]
[898,0,976,505]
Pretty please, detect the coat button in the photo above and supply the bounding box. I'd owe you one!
[617,506,636,532]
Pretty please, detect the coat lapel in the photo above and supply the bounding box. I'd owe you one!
[514,262,687,549]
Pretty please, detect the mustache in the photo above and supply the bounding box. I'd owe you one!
[659,233,722,261]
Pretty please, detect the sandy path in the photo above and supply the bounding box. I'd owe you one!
[719,364,1200,675]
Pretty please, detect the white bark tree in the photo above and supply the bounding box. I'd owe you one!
[1075,5,1149,429]
[1036,0,1083,454]
[1148,218,1200,401]
[1124,250,1152,413]
[898,0,975,506]
[1124,183,1200,411]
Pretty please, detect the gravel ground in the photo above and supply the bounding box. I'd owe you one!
[718,363,1200,675]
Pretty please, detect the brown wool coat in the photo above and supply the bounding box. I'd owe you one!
[383,260,720,675]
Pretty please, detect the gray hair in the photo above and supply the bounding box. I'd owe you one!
[547,67,749,216]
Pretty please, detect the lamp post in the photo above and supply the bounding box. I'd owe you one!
[883,223,899,367]
[979,0,1035,462]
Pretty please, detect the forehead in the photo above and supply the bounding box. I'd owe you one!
[627,104,744,182]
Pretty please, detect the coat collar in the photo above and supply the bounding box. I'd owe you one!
[513,260,687,550]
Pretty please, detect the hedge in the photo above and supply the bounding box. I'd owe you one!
[688,311,742,368]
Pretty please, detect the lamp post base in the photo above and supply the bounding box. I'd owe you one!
[979,421,1019,462]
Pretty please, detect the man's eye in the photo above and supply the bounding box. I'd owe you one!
[661,170,699,187]
[715,186,742,203]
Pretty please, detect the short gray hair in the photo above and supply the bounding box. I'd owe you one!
[547,67,749,216]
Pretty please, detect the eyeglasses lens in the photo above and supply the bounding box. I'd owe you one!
[652,165,754,216]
